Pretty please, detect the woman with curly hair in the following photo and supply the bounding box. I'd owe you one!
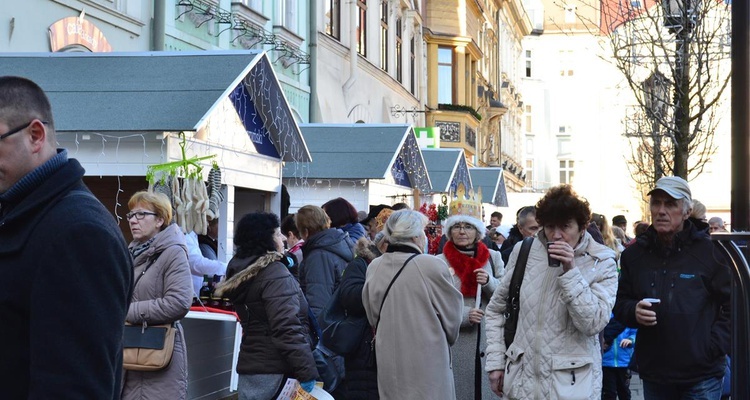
[484,185,619,399]
[214,212,318,400]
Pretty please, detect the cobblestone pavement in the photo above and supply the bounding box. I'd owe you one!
[630,373,645,400]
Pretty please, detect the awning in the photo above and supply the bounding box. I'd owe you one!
[469,168,509,207]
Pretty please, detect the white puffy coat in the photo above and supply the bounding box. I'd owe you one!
[484,231,618,400]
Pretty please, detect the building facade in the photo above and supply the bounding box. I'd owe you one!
[422,0,532,195]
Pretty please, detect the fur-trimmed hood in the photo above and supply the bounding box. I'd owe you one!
[355,236,382,264]
[214,252,283,297]
[444,215,486,241]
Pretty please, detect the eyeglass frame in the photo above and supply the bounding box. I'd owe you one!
[126,211,158,221]
[450,223,477,232]
[0,120,49,140]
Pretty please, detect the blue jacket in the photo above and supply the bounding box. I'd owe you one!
[300,228,354,320]
[602,326,637,368]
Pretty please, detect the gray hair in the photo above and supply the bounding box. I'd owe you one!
[383,210,427,245]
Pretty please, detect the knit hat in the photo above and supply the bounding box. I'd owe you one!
[444,214,486,241]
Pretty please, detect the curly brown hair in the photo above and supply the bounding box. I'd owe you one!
[535,185,591,230]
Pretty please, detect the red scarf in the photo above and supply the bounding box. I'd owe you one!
[442,241,490,297]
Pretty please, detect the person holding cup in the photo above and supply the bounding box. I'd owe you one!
[484,185,618,399]
[614,176,731,399]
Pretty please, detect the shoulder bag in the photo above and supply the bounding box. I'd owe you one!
[123,252,177,372]
[371,253,419,350]
[320,259,369,355]
[504,237,533,349]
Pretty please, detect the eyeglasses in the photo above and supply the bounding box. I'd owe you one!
[451,224,477,232]
[126,211,158,220]
[0,120,48,140]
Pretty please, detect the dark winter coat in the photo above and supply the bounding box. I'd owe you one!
[216,252,318,382]
[614,220,731,384]
[499,225,524,265]
[338,239,381,399]
[0,156,132,399]
[300,228,354,320]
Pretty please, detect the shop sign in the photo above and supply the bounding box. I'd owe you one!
[48,16,112,52]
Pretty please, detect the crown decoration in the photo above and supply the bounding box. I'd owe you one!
[449,183,483,220]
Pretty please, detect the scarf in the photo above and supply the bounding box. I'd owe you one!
[442,241,490,297]
[130,237,156,259]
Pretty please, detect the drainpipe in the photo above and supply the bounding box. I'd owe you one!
[152,0,165,51]
[309,1,320,122]
[343,1,358,92]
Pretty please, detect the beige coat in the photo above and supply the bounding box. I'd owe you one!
[437,248,504,399]
[122,223,194,400]
[362,244,463,400]
[484,231,618,400]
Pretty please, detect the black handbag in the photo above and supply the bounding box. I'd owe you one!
[320,284,369,356]
[504,237,533,349]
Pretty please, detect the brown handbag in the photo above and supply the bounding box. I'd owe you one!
[122,251,176,371]
[123,322,176,371]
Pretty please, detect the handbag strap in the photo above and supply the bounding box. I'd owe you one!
[374,253,419,334]
[133,251,163,290]
[507,237,533,313]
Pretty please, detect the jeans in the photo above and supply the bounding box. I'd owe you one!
[602,367,632,400]
[643,377,723,400]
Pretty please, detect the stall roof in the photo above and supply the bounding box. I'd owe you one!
[0,51,309,161]
[469,168,509,207]
[284,124,432,191]
[421,149,472,193]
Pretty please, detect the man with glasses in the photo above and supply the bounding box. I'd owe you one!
[0,76,132,399]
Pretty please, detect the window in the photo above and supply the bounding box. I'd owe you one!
[357,0,367,56]
[279,0,296,32]
[396,18,403,83]
[559,50,574,76]
[565,4,577,24]
[410,36,416,94]
[525,105,532,132]
[325,0,340,39]
[525,159,534,183]
[558,125,572,135]
[525,50,532,78]
[438,47,453,104]
[380,2,388,71]
[559,159,575,184]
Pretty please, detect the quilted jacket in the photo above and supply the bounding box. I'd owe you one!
[484,231,618,400]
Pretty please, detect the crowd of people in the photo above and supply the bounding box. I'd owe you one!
[1,75,733,400]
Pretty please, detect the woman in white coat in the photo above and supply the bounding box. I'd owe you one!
[484,185,618,400]
[362,210,463,400]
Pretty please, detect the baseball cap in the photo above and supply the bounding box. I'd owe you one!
[647,176,692,203]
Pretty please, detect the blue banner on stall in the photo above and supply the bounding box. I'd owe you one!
[230,84,281,159]
[391,156,412,188]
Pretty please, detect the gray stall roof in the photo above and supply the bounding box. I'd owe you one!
[284,124,432,191]
[421,148,472,193]
[0,51,309,161]
[469,168,509,207]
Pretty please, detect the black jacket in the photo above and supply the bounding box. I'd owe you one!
[499,225,524,265]
[613,220,731,384]
[220,253,318,381]
[338,238,381,399]
[0,158,132,399]
[300,228,354,320]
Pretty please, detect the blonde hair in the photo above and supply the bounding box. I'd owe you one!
[690,200,706,221]
[295,205,331,238]
[128,190,173,227]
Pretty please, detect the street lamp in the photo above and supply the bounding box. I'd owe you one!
[642,70,670,181]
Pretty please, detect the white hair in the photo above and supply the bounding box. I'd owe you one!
[383,210,427,245]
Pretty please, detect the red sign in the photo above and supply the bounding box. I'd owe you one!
[48,16,112,52]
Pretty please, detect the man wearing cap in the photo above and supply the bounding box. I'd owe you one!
[612,214,633,242]
[613,176,730,399]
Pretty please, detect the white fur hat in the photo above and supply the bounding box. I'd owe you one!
[444,215,486,241]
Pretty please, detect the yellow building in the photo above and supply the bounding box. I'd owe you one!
[423,0,532,193]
